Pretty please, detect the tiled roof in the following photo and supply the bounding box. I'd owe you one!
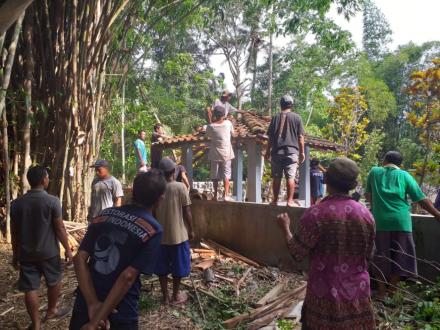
[152,111,342,152]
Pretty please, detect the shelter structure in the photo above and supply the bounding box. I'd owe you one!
[151,111,342,207]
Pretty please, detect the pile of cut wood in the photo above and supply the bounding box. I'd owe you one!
[181,239,306,329]
[223,282,306,329]
[61,221,87,253]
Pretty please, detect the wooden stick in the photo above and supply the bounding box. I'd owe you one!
[181,282,225,303]
[256,282,286,307]
[202,239,262,267]
[214,274,235,284]
[235,267,252,297]
[0,306,14,316]
[190,276,206,321]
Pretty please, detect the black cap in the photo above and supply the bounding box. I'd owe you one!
[159,157,176,172]
[213,105,226,118]
[90,160,110,168]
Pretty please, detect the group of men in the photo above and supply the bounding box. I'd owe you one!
[11,155,195,329]
[9,88,440,330]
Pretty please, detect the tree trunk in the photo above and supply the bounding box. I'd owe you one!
[0,14,24,242]
[267,29,273,116]
[21,11,33,194]
[2,101,11,241]
[0,13,24,121]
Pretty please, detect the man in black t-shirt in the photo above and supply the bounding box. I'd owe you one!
[11,166,72,329]
[266,95,305,207]
[69,171,166,330]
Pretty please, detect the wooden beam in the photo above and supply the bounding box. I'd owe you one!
[246,141,262,203]
[0,0,33,35]
[299,146,311,207]
[181,144,193,187]
[232,146,244,201]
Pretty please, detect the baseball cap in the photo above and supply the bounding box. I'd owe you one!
[159,157,176,172]
[326,157,359,187]
[90,159,110,168]
[280,95,294,109]
[213,105,226,118]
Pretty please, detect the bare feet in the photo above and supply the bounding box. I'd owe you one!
[43,306,71,322]
[287,200,301,208]
[162,295,170,305]
[171,292,188,305]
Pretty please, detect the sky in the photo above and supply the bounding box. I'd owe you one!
[211,0,440,90]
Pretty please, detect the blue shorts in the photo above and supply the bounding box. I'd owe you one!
[154,241,191,278]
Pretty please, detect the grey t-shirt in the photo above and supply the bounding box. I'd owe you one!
[267,111,305,155]
[88,176,124,220]
[10,189,62,262]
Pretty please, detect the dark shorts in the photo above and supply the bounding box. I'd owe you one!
[374,231,417,278]
[271,154,299,179]
[19,256,62,292]
[69,294,139,330]
[154,241,191,278]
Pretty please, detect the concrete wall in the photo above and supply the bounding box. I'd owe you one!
[191,200,440,280]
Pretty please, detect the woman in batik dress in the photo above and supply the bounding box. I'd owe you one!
[277,158,375,330]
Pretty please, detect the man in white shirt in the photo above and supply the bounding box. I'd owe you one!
[206,89,238,123]
[205,105,235,201]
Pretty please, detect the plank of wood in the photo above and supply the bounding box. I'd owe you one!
[256,282,286,307]
[223,283,307,329]
[195,259,214,270]
[202,239,262,267]
[193,248,215,254]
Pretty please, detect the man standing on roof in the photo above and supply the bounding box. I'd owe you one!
[265,95,305,207]
[206,89,238,124]
[151,123,167,169]
[134,130,148,172]
[365,151,440,299]
[206,105,235,201]
[88,160,124,223]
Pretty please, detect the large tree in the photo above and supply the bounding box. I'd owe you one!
[362,0,393,62]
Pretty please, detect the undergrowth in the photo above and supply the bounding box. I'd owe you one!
[376,278,440,329]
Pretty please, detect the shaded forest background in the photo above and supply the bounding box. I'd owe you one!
[0,0,439,233]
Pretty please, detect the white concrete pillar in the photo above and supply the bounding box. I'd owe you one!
[299,146,311,207]
[247,141,262,203]
[232,146,244,201]
[181,144,193,187]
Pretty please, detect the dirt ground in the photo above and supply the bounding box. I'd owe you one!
[0,243,305,330]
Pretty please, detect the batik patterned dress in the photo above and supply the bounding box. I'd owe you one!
[288,195,376,330]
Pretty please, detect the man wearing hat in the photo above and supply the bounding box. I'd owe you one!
[205,104,235,201]
[88,160,124,223]
[155,157,194,305]
[266,95,305,207]
[206,89,238,123]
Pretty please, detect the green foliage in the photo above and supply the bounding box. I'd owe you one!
[406,58,440,185]
[362,0,393,61]
[324,87,370,159]
[359,129,384,184]
[276,319,295,330]
[139,293,160,311]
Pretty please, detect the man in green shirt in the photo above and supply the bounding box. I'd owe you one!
[365,151,440,299]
